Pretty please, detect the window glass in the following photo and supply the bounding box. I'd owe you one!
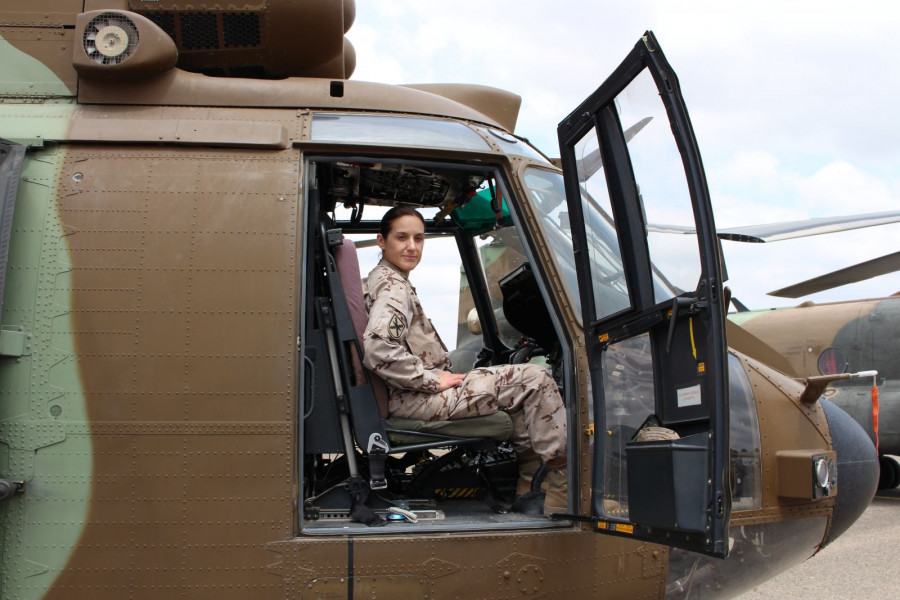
[600,333,655,520]
[573,131,631,320]
[473,226,530,349]
[613,69,701,300]
[525,168,580,314]
[728,353,762,510]
[472,126,551,162]
[526,167,683,324]
[312,113,492,151]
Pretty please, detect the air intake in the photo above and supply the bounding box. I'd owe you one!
[74,10,178,79]
[82,12,140,66]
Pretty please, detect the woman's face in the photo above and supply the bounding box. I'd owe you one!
[377,214,425,275]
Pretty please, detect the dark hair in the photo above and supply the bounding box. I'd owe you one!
[379,206,426,237]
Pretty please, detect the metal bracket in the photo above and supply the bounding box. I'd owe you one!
[0,326,32,357]
[0,479,24,500]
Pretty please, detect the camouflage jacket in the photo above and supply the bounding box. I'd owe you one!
[362,259,451,393]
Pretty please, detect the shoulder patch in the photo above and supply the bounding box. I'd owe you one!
[388,314,406,340]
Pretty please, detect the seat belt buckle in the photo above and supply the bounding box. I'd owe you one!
[367,433,390,490]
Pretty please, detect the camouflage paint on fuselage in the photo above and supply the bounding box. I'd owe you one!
[0,62,87,600]
[0,4,882,597]
[0,27,76,97]
[730,297,900,454]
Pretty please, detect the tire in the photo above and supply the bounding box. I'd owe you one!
[877,455,900,489]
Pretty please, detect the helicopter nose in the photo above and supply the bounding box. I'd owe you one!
[820,398,879,545]
[665,398,878,599]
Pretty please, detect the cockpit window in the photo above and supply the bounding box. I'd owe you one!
[523,167,680,324]
[311,113,492,151]
[524,168,582,316]
[472,226,531,350]
[472,126,551,162]
[729,353,762,510]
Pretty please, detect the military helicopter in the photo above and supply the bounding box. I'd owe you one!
[0,2,880,599]
[721,245,900,489]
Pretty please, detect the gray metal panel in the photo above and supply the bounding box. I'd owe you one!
[0,138,24,326]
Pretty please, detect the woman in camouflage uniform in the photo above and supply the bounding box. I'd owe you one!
[362,206,568,514]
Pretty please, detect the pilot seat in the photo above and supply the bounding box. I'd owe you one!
[302,225,515,525]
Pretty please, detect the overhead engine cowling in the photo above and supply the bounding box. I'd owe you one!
[126,0,356,79]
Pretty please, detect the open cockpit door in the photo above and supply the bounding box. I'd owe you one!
[557,32,730,556]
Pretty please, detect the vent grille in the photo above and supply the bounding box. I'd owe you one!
[142,10,263,51]
[82,12,140,65]
[223,12,261,48]
[145,11,175,40]
[179,12,218,50]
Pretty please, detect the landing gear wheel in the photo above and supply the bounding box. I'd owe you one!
[878,455,900,489]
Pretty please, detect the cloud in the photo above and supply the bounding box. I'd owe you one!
[710,152,900,308]
[347,0,900,323]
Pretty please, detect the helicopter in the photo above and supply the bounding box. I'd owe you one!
[722,246,900,489]
[0,2,880,599]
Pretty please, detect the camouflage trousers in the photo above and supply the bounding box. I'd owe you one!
[387,363,567,462]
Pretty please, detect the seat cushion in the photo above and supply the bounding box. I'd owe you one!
[385,411,512,445]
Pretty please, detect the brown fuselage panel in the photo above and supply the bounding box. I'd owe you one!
[51,145,300,595]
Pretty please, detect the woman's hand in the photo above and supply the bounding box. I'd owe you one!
[437,371,466,392]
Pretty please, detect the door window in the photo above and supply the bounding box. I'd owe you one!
[557,33,729,556]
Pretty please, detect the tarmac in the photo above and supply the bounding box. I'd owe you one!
[735,485,900,599]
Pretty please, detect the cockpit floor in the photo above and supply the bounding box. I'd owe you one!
[302,499,569,535]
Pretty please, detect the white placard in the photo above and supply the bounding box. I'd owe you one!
[677,384,702,408]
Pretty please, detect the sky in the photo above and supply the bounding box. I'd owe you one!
[345,0,900,340]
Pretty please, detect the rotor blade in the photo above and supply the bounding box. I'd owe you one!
[578,117,652,181]
[646,223,695,235]
[730,296,751,312]
[717,210,900,243]
[648,210,900,243]
[624,116,653,144]
[768,251,900,298]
